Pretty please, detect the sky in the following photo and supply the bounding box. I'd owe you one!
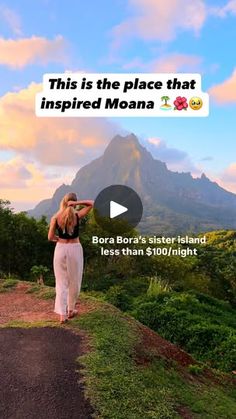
[0,0,236,210]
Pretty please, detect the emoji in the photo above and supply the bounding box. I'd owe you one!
[160,95,172,110]
[174,97,188,111]
[189,97,203,110]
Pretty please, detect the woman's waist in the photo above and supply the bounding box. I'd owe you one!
[57,237,80,244]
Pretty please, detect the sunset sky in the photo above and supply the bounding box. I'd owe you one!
[0,0,236,211]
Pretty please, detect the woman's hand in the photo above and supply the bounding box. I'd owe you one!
[69,200,94,207]
[77,200,94,207]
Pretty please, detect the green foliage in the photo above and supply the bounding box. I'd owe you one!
[39,288,56,299]
[0,278,18,289]
[25,283,55,299]
[1,201,236,375]
[0,201,54,278]
[132,291,236,372]
[187,364,205,375]
[147,276,171,297]
[105,285,132,311]
[30,265,49,281]
[26,285,41,294]
[74,306,236,418]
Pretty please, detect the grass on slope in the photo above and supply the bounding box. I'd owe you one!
[73,306,236,419]
[1,281,236,418]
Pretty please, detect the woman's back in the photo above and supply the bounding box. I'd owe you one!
[56,212,79,239]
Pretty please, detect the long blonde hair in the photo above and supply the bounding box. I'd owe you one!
[56,192,78,234]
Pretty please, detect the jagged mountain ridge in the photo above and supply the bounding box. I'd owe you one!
[28,134,236,234]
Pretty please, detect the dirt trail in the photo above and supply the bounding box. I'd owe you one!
[0,282,93,324]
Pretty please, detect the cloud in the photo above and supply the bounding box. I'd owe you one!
[200,156,213,162]
[211,0,236,18]
[0,155,77,210]
[123,53,202,72]
[209,69,236,104]
[112,0,207,48]
[216,163,236,193]
[0,35,68,68]
[0,5,22,36]
[146,139,236,194]
[0,157,31,188]
[151,54,202,73]
[0,82,118,166]
[145,137,200,174]
[221,163,236,182]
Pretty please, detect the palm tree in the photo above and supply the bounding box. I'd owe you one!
[161,96,170,106]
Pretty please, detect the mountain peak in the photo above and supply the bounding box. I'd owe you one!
[103,133,149,163]
[104,133,141,152]
[201,173,209,181]
[28,133,236,234]
[110,133,139,144]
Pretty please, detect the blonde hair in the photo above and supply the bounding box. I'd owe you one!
[56,192,78,234]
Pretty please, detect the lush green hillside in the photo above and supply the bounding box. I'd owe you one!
[1,199,236,374]
[1,281,236,419]
[131,290,236,372]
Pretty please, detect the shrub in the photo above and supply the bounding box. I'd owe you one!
[188,364,205,375]
[105,285,132,311]
[211,335,236,372]
[1,279,18,288]
[147,276,171,297]
[132,291,236,372]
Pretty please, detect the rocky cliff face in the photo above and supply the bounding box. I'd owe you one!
[28,134,236,234]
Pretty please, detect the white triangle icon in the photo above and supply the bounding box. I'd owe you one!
[110,200,128,219]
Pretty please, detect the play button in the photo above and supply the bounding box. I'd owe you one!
[94,185,143,233]
[110,201,128,219]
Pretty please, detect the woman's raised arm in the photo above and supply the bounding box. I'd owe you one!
[48,217,59,242]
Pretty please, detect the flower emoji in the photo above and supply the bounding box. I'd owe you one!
[174,96,188,111]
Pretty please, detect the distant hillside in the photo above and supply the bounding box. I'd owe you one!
[28,134,236,234]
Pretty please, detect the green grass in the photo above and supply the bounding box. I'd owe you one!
[131,291,236,372]
[25,283,56,299]
[72,304,236,419]
[39,288,56,299]
[0,278,18,292]
[26,284,42,294]
[1,283,236,417]
[0,320,58,328]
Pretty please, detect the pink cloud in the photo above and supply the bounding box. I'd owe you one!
[0,157,31,188]
[0,35,67,68]
[0,82,118,165]
[123,53,202,73]
[112,0,207,47]
[209,69,236,104]
[0,156,76,209]
[151,54,202,72]
[215,163,236,194]
[221,163,236,182]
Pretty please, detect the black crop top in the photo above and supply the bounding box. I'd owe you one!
[56,214,79,239]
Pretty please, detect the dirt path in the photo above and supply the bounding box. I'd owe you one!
[0,282,94,324]
[0,283,95,418]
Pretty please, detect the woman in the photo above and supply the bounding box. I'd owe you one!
[48,192,94,323]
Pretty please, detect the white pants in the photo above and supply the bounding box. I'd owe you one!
[53,243,83,315]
